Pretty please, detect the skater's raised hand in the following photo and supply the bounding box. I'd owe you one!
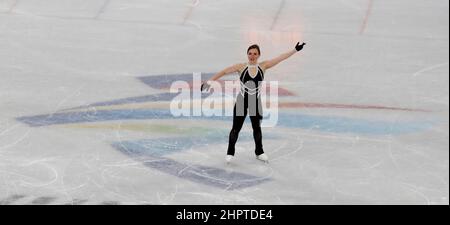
[295,42,306,51]
[201,82,211,92]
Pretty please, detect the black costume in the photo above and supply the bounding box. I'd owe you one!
[227,64,265,156]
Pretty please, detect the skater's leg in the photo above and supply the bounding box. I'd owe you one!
[227,105,247,156]
[250,115,264,156]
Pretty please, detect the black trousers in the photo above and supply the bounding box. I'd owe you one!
[227,95,264,156]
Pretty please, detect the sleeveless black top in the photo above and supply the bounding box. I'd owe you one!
[239,64,264,97]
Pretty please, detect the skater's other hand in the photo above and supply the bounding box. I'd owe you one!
[201,82,211,92]
[295,42,306,51]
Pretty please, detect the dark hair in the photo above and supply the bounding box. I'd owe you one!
[247,44,261,55]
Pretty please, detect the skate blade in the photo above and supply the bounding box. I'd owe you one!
[256,158,269,164]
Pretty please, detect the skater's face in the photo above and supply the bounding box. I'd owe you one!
[247,48,260,64]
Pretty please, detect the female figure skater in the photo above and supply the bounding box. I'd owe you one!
[201,42,306,163]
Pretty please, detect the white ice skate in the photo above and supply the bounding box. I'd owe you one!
[256,153,269,163]
[225,155,234,164]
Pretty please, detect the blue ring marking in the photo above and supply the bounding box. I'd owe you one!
[62,92,213,111]
[112,138,272,190]
[16,108,435,135]
[137,73,215,89]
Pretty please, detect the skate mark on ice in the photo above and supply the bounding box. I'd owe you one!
[359,0,374,35]
[412,62,449,77]
[94,0,110,19]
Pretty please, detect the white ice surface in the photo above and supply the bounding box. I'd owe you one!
[0,0,448,204]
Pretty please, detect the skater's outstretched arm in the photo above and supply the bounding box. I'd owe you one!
[209,63,244,81]
[201,63,244,91]
[261,42,306,70]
